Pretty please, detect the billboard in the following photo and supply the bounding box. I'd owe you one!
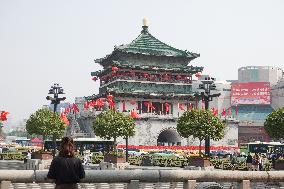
[231,82,270,105]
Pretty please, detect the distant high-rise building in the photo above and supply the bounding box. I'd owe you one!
[238,66,283,85]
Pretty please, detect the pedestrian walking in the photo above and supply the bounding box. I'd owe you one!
[47,137,85,189]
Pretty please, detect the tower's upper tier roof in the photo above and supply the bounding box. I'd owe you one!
[115,26,199,58]
[95,24,200,65]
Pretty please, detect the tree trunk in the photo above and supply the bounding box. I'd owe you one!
[52,135,56,157]
[42,135,46,150]
[199,139,202,156]
[125,136,129,162]
[113,137,117,151]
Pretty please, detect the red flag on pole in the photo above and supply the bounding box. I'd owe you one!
[130,109,139,118]
[72,104,79,112]
[211,107,218,116]
[221,108,226,116]
[84,102,90,110]
[60,112,69,125]
[0,111,9,121]
[165,103,170,113]
[96,99,104,108]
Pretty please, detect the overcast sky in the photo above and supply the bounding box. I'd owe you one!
[1,0,284,126]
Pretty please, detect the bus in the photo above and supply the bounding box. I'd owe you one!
[241,141,284,155]
[44,138,114,152]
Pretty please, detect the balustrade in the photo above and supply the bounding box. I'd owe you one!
[0,170,284,189]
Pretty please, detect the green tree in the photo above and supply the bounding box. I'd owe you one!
[26,108,66,154]
[93,109,136,150]
[264,108,284,140]
[177,109,225,155]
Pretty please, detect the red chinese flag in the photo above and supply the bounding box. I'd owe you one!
[90,100,97,107]
[130,110,139,118]
[165,103,170,113]
[72,104,79,112]
[221,108,226,116]
[109,101,115,109]
[64,107,71,114]
[84,102,90,110]
[0,111,9,121]
[96,99,104,108]
[107,94,114,102]
[211,107,218,116]
[60,112,69,126]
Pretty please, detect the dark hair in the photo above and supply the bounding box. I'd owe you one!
[59,137,75,157]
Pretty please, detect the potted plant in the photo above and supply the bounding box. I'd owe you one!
[31,150,53,160]
[104,150,126,163]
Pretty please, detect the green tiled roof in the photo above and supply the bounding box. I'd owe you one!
[115,26,199,58]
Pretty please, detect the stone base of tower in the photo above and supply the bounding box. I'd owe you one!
[116,118,239,147]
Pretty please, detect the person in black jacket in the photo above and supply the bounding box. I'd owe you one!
[246,152,253,171]
[47,137,85,189]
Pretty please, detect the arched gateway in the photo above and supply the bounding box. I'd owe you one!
[157,129,181,146]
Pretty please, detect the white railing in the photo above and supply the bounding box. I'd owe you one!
[1,170,284,189]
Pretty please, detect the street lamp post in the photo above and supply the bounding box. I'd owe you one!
[46,83,66,157]
[196,77,220,158]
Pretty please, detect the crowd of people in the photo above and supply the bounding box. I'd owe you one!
[228,151,283,171]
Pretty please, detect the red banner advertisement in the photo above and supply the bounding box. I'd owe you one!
[231,82,270,105]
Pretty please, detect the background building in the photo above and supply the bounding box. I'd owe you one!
[238,66,283,85]
[235,66,283,144]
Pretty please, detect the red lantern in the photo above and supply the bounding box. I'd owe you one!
[176,75,182,80]
[195,72,201,78]
[130,100,136,105]
[143,73,149,78]
[112,66,119,72]
[130,71,135,77]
